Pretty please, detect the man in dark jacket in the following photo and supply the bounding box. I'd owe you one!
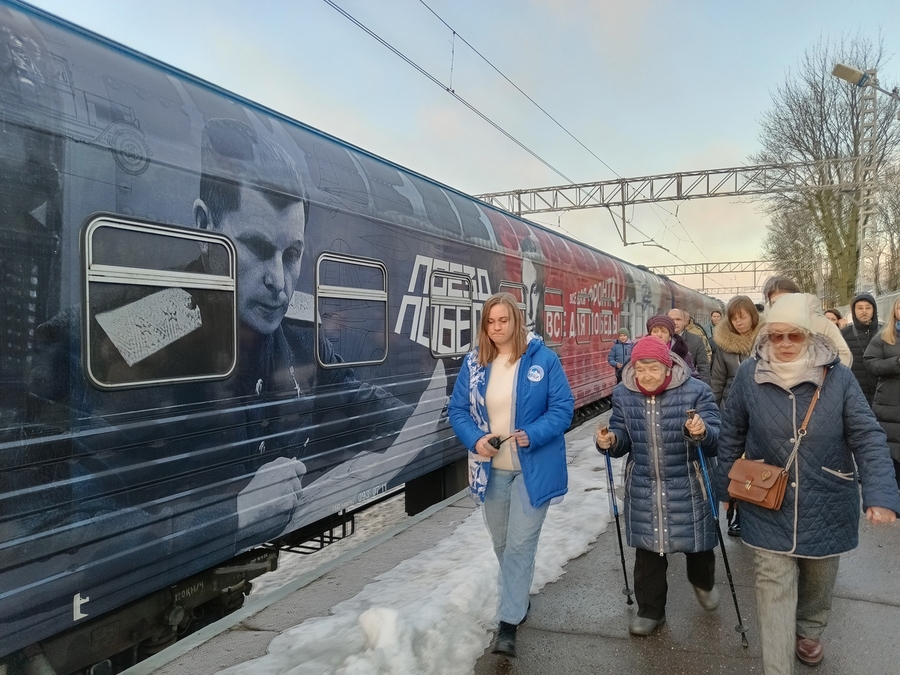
[668,309,710,384]
[841,292,881,404]
[709,309,722,358]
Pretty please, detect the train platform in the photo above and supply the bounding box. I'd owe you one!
[126,417,900,675]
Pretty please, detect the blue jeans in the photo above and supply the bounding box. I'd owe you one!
[753,549,840,675]
[483,468,549,625]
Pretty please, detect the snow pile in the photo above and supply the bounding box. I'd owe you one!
[219,423,614,675]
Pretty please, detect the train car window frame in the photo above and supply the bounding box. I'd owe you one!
[428,270,473,357]
[575,292,592,345]
[498,281,527,313]
[543,287,564,347]
[315,253,389,368]
[82,215,238,389]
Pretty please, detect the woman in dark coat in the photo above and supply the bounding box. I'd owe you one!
[864,296,900,489]
[595,335,721,636]
[717,293,900,674]
[710,295,762,537]
[710,296,761,409]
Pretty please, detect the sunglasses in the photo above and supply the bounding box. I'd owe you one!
[768,331,806,344]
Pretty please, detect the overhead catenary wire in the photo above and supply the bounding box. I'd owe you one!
[322,0,575,185]
[327,0,730,285]
[419,0,620,179]
[416,1,728,272]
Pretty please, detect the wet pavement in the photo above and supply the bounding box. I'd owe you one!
[130,419,900,675]
[474,486,900,675]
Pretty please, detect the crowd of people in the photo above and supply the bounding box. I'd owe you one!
[449,279,900,674]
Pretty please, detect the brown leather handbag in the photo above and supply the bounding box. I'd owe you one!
[727,369,826,510]
[727,458,789,510]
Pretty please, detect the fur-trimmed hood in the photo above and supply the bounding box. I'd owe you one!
[713,320,761,357]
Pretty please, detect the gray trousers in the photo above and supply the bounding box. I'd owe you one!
[752,548,840,675]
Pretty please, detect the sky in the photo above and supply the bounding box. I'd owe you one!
[221,423,611,675]
[22,0,900,299]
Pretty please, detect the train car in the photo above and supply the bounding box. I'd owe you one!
[0,2,722,672]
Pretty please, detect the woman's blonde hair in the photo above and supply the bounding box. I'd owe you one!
[880,297,900,345]
[477,292,528,366]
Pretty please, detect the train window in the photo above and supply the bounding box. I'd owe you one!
[316,253,389,367]
[575,292,592,345]
[543,288,564,347]
[83,217,237,388]
[429,271,473,357]
[498,281,528,326]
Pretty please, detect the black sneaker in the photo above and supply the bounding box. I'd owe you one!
[727,522,741,537]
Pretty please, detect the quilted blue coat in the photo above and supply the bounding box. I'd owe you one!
[716,336,900,557]
[607,340,633,370]
[448,334,574,508]
[606,354,721,554]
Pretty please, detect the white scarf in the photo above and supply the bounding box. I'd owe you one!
[766,344,813,389]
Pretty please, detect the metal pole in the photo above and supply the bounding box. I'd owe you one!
[857,69,878,293]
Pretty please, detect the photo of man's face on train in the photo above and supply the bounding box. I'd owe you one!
[520,236,543,335]
[521,255,540,333]
[193,118,309,337]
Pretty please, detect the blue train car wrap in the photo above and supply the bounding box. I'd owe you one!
[0,0,723,663]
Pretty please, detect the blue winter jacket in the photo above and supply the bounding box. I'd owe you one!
[607,340,633,371]
[716,335,900,557]
[606,354,721,554]
[448,334,574,508]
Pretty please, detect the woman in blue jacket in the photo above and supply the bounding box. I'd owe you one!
[448,292,574,658]
[595,335,721,636]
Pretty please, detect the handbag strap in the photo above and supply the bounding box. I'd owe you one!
[785,367,828,472]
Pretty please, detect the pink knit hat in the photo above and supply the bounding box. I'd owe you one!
[631,335,673,368]
[646,314,676,337]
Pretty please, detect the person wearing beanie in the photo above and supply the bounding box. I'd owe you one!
[841,291,881,404]
[762,275,852,367]
[646,315,699,379]
[717,291,900,672]
[607,327,634,383]
[595,335,721,636]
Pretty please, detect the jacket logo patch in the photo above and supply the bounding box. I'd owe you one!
[527,365,544,382]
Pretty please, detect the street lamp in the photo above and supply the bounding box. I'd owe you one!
[830,63,889,294]
[832,63,900,106]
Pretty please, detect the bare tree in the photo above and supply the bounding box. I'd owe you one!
[751,35,900,304]
[877,163,900,293]
[763,208,821,293]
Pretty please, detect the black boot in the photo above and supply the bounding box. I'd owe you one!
[492,621,517,657]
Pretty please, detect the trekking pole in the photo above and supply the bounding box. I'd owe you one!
[600,427,634,605]
[693,438,749,648]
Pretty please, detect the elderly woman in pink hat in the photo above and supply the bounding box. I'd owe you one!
[596,335,721,636]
